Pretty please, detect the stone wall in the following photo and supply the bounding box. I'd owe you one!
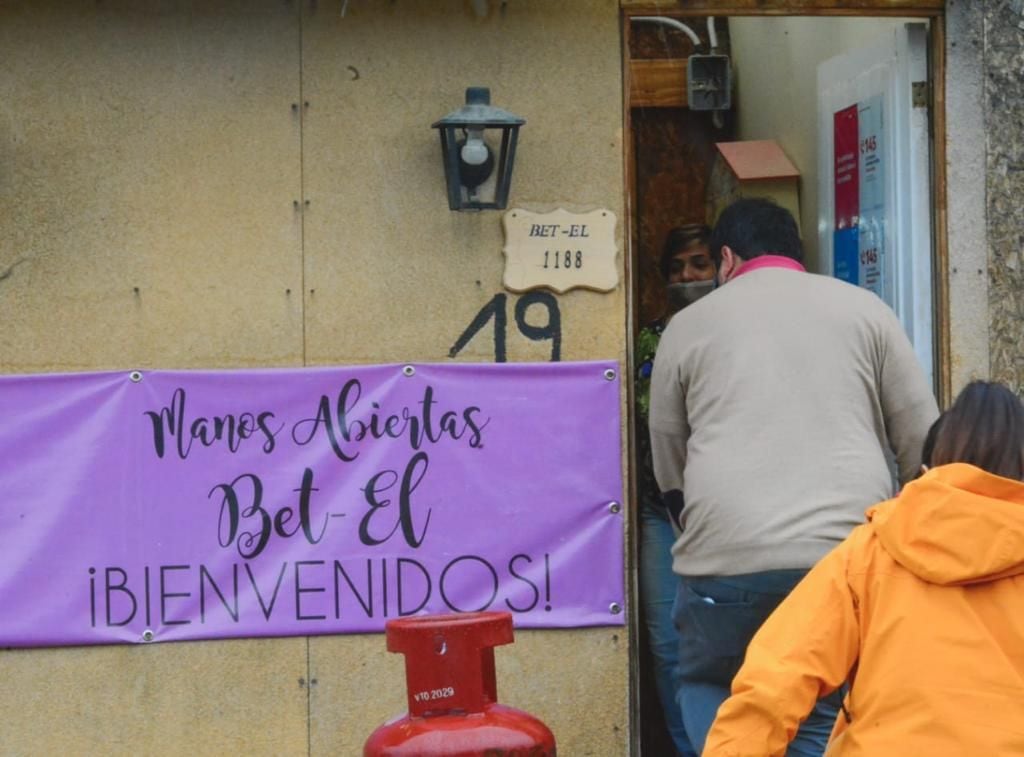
[984,0,1024,392]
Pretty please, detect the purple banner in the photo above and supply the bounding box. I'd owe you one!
[0,362,624,647]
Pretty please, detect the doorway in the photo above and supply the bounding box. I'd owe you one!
[622,7,946,754]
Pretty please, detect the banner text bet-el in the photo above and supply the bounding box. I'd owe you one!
[0,362,624,647]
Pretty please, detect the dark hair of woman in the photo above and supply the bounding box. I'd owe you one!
[659,223,711,280]
[929,380,1024,480]
[917,413,945,475]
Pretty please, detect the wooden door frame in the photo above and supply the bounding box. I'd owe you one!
[621,3,948,754]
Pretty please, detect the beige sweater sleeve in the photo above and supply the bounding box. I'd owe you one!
[876,308,940,484]
[649,327,689,504]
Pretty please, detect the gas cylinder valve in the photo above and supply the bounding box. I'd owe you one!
[364,611,557,756]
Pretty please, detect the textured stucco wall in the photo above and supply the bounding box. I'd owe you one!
[982,1,1024,393]
[0,2,628,755]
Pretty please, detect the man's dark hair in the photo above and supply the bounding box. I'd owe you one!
[930,381,1024,480]
[708,197,803,268]
[659,223,712,281]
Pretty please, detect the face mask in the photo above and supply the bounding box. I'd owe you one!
[667,280,715,311]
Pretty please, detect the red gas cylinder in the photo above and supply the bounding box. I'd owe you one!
[363,610,556,756]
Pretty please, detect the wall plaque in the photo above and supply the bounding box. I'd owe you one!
[502,208,619,293]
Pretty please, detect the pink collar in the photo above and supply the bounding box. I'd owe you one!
[732,254,806,279]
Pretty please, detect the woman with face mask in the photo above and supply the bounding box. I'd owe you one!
[635,223,715,757]
[662,225,718,311]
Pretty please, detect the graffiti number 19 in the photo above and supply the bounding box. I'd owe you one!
[448,292,562,363]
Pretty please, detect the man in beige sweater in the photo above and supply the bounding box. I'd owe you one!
[649,197,937,755]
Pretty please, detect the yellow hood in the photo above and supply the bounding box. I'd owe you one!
[868,462,1024,586]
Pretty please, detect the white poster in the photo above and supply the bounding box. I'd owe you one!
[857,95,886,301]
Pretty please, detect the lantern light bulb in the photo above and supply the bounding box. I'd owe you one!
[461,129,489,166]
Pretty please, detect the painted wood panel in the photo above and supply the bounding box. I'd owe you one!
[0,2,308,754]
[298,2,629,754]
[0,1,305,373]
[0,2,630,755]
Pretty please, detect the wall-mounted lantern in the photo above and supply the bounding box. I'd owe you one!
[432,87,525,211]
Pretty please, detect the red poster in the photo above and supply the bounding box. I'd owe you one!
[833,105,859,230]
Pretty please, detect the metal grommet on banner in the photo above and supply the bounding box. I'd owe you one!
[603,368,616,381]
[402,365,416,377]
[608,501,621,514]
[129,371,143,383]
[141,629,155,642]
[608,602,623,615]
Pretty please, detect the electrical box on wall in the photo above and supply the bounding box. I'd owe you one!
[687,54,732,111]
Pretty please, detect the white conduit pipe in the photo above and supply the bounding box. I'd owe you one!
[630,16,702,49]
[707,16,718,51]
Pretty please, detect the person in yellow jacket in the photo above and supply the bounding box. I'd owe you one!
[704,380,1024,756]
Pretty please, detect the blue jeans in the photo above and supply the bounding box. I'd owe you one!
[673,571,841,756]
[639,504,697,757]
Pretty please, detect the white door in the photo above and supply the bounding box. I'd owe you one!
[817,23,933,388]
